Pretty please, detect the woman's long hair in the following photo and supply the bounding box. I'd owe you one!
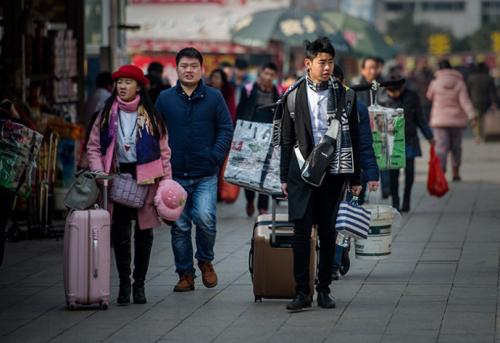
[209,68,234,102]
[99,85,166,138]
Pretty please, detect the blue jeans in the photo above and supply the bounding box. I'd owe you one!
[171,175,217,276]
[333,244,344,270]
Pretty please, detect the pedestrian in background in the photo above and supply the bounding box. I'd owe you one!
[237,62,280,216]
[467,62,498,143]
[82,72,113,130]
[146,62,171,104]
[427,59,476,181]
[155,48,233,292]
[86,64,172,305]
[409,59,434,123]
[209,68,237,123]
[233,58,251,104]
[379,68,434,212]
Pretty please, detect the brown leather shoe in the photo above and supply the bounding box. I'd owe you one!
[198,261,218,288]
[173,273,195,292]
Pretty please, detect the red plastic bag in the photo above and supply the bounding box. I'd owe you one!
[427,146,449,197]
[218,158,240,204]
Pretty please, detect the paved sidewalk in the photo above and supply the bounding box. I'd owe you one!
[1,137,500,343]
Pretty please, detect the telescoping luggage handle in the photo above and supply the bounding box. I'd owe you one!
[270,196,290,245]
[90,174,110,280]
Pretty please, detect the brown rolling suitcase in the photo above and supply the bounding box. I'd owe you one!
[482,107,500,142]
[249,199,317,302]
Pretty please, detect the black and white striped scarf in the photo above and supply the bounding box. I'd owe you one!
[306,75,354,175]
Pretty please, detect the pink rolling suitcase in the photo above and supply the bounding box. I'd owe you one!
[63,182,110,310]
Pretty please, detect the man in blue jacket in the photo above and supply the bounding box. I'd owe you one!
[332,65,380,280]
[156,47,233,292]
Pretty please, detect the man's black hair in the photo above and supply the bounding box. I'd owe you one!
[332,63,344,82]
[262,61,278,72]
[438,59,452,70]
[235,58,249,70]
[147,62,163,75]
[176,47,203,66]
[96,72,113,88]
[375,57,385,66]
[304,37,335,60]
[361,56,378,68]
[219,61,233,69]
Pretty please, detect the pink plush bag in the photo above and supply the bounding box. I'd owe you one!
[109,173,148,208]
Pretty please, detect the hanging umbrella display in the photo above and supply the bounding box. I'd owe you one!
[321,11,398,59]
[231,8,348,50]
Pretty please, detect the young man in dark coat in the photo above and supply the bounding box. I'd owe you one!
[280,37,362,311]
[156,48,233,292]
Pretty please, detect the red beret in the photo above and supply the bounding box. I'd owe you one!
[112,64,149,86]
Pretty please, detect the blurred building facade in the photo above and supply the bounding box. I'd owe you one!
[375,0,500,38]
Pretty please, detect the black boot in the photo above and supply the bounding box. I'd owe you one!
[392,196,400,212]
[112,222,132,306]
[317,291,336,309]
[117,279,131,306]
[132,227,153,304]
[401,192,411,213]
[286,292,312,311]
[133,282,146,304]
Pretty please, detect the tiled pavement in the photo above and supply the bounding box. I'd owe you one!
[1,136,500,343]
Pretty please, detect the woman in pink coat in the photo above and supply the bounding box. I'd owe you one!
[87,65,172,306]
[427,60,476,181]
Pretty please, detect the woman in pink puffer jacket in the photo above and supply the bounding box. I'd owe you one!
[427,60,476,181]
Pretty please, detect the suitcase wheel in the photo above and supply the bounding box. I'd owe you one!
[254,296,262,303]
[100,301,109,310]
[67,302,77,311]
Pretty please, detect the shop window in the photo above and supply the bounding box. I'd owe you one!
[385,2,416,11]
[421,1,465,12]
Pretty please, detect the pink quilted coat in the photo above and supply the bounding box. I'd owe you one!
[86,113,172,229]
[426,69,475,128]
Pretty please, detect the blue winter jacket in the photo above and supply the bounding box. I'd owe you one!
[357,101,379,183]
[156,80,234,179]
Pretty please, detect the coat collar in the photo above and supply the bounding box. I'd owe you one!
[175,79,207,99]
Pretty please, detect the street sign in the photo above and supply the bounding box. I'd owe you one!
[428,33,451,56]
[492,32,500,53]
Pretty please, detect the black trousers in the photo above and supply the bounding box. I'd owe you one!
[389,158,415,210]
[293,175,346,295]
[112,163,153,286]
[245,189,269,211]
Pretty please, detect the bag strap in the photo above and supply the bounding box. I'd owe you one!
[286,88,298,121]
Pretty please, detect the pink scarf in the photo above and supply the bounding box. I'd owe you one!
[108,95,141,140]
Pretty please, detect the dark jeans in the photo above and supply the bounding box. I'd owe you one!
[0,188,16,266]
[293,175,346,295]
[245,189,269,211]
[389,158,415,211]
[112,163,153,286]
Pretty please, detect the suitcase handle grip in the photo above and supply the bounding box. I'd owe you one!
[92,227,99,278]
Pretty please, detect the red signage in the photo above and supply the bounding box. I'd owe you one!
[130,0,225,4]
